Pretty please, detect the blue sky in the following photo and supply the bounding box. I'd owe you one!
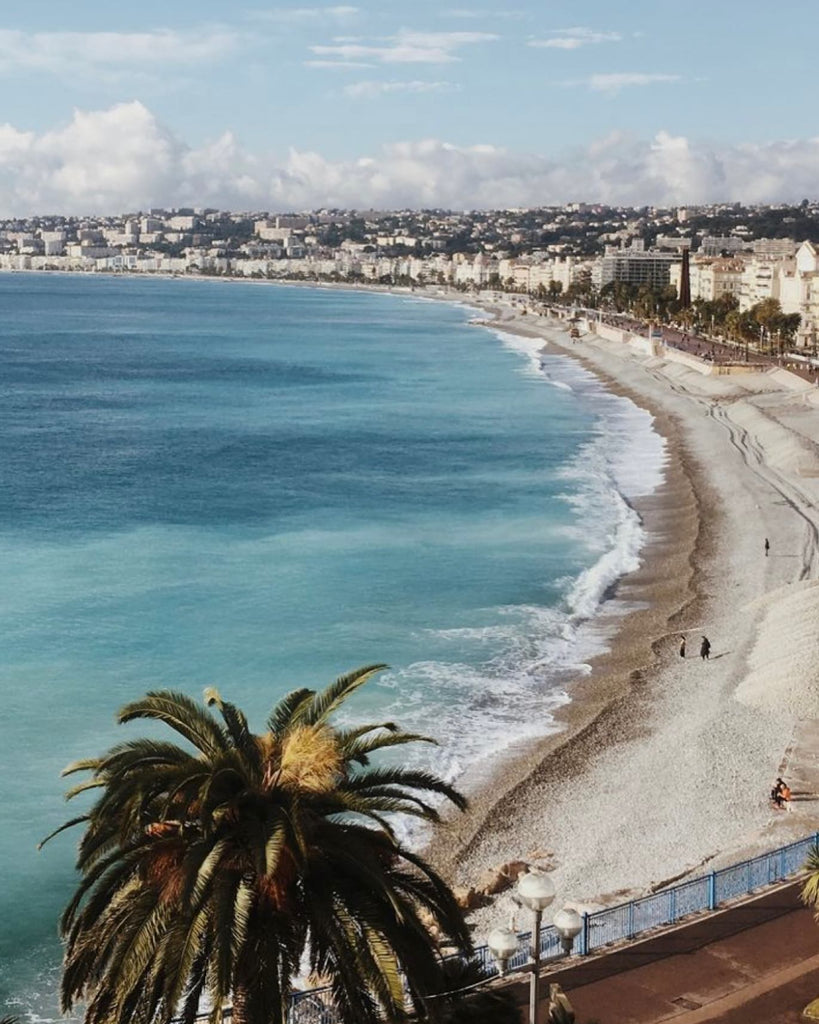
[0,1,816,213]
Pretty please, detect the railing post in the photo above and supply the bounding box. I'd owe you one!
[708,872,716,911]
[627,901,635,939]
[579,912,589,956]
[669,888,677,924]
[780,846,786,881]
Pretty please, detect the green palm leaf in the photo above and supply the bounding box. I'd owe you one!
[299,663,389,727]
[118,691,228,759]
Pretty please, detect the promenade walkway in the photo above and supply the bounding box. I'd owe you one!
[538,880,819,1023]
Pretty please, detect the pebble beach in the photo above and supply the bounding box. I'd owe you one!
[427,299,819,934]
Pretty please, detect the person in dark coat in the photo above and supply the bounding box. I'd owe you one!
[700,636,711,660]
[679,635,686,658]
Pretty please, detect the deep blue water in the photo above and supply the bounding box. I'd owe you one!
[0,275,664,1018]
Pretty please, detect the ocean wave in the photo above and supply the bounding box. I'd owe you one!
[378,332,667,813]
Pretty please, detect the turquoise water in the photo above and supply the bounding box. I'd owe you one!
[0,275,664,1017]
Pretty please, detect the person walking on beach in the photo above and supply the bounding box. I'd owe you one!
[679,635,686,658]
[765,537,770,557]
[700,636,711,660]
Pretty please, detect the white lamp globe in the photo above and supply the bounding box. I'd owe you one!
[553,906,582,941]
[517,871,556,913]
[487,926,519,964]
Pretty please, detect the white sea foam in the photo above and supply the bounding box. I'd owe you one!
[378,330,668,819]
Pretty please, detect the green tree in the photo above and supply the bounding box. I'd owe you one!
[42,667,471,1024]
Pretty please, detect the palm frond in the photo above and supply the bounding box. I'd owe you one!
[118,691,228,759]
[299,664,388,727]
[266,687,315,736]
[343,730,436,766]
[802,845,819,910]
[343,766,468,812]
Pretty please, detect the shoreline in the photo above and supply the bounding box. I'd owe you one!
[425,309,704,882]
[423,298,819,930]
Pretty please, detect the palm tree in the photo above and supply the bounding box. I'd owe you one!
[42,665,472,1024]
[802,845,819,911]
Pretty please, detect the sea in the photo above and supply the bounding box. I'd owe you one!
[0,274,665,1018]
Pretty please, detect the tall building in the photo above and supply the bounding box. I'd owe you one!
[593,246,681,290]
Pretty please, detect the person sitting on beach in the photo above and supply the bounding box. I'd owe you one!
[771,778,785,808]
[781,783,793,811]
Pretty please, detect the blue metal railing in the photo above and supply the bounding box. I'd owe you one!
[282,831,818,1022]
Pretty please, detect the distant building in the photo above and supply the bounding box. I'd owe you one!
[739,256,787,309]
[655,235,692,251]
[670,256,745,303]
[699,235,747,256]
[753,237,796,257]
[593,246,681,290]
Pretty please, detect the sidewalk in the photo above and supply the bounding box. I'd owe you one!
[539,881,819,1023]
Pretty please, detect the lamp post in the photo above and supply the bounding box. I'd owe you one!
[488,872,557,1024]
[518,872,556,1024]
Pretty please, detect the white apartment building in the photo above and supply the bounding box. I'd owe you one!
[654,235,693,252]
[699,235,747,256]
[739,257,788,309]
[670,256,745,302]
[778,241,819,348]
[753,238,796,257]
[40,230,66,256]
[168,215,198,231]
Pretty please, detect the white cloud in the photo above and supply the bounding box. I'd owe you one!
[248,6,359,21]
[442,8,525,18]
[529,27,621,50]
[2,102,819,214]
[343,80,457,98]
[305,59,375,68]
[0,28,239,75]
[586,72,681,94]
[309,29,497,64]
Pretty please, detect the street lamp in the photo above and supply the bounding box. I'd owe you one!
[488,872,555,1024]
[553,907,583,955]
[487,925,519,977]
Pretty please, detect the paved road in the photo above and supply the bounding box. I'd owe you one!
[537,881,819,1023]
[591,310,817,381]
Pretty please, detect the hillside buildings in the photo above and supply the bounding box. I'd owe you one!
[2,202,819,345]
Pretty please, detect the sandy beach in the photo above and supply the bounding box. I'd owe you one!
[424,297,819,934]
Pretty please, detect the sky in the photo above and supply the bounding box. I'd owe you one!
[0,0,817,214]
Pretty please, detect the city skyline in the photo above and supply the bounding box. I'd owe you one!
[0,0,817,214]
